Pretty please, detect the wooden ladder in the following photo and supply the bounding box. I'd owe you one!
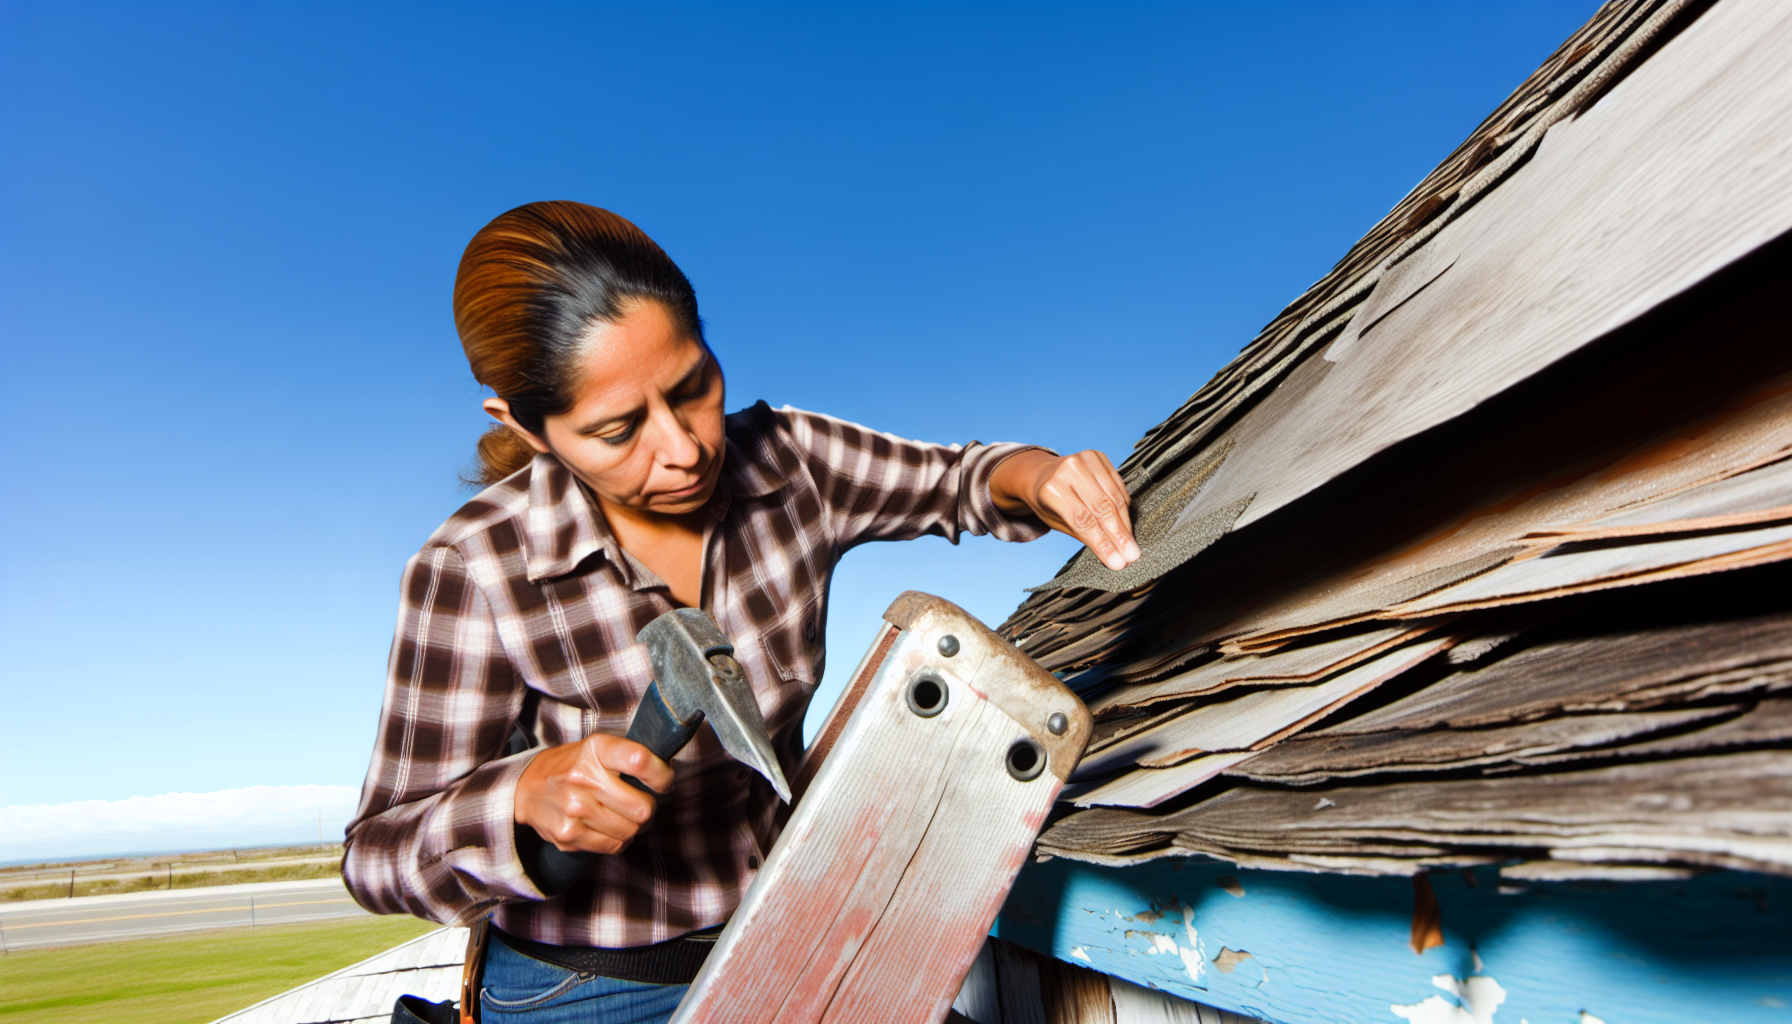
[672,591,1092,1024]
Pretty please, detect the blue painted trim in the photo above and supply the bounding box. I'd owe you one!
[995,857,1791,1024]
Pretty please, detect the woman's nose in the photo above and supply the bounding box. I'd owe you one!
[650,406,703,469]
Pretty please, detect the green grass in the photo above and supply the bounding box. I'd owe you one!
[0,915,440,1024]
[2,862,342,903]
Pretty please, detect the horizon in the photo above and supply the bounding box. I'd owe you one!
[1,838,342,873]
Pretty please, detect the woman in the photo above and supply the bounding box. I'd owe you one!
[344,201,1139,1023]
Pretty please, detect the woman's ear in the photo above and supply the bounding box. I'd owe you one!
[482,397,553,454]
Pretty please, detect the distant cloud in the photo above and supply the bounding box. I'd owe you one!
[1,785,361,863]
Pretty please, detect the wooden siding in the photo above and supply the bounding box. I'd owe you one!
[996,858,1792,1024]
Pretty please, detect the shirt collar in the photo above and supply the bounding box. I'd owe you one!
[523,453,614,583]
[723,400,800,499]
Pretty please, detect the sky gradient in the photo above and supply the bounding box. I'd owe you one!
[0,0,1596,838]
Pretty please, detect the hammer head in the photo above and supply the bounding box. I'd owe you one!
[637,608,793,803]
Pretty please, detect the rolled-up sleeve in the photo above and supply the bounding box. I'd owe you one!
[343,545,543,924]
[778,407,1053,551]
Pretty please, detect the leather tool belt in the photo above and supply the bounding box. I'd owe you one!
[491,923,722,987]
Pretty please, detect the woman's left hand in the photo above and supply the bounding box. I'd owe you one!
[993,450,1141,571]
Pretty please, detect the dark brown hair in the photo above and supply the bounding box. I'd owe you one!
[454,201,704,485]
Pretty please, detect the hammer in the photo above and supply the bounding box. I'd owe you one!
[527,608,792,895]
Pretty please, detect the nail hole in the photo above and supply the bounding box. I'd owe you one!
[1006,738,1046,781]
[913,679,943,709]
[906,671,947,718]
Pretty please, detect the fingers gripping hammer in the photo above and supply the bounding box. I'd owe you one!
[527,608,793,895]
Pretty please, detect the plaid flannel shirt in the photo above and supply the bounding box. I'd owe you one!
[342,402,1049,947]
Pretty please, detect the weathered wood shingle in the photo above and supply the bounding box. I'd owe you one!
[1003,0,1792,880]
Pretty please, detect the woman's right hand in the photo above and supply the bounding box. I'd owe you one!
[513,734,675,854]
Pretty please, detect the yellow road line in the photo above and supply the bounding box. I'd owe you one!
[1,897,354,930]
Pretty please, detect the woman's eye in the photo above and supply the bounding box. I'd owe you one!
[673,374,710,405]
[598,419,638,446]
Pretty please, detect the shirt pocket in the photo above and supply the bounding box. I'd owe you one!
[758,590,827,695]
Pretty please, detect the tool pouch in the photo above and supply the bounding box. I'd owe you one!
[391,995,458,1024]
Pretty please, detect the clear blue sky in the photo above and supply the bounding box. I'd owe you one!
[0,0,1595,809]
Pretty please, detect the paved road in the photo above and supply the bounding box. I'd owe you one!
[0,878,374,950]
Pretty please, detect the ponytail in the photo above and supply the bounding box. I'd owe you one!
[466,425,539,487]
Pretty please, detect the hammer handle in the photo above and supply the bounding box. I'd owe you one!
[525,681,702,896]
[619,680,704,790]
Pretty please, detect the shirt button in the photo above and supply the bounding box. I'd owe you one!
[747,855,760,869]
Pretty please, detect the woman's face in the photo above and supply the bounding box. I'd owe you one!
[488,300,727,518]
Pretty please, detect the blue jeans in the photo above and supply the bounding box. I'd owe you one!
[480,933,689,1023]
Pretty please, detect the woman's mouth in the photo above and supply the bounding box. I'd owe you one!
[648,452,721,505]
[654,470,713,503]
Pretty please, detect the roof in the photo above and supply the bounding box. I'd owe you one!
[1001,0,1792,880]
[209,926,466,1024]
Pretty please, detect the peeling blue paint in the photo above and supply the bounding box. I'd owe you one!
[994,858,1792,1024]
